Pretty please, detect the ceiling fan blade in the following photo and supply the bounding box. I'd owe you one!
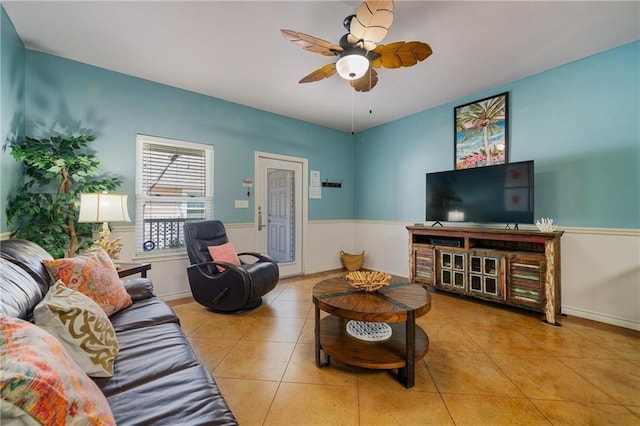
[281,29,343,57]
[370,41,433,69]
[299,63,337,83]
[350,68,379,92]
[347,1,394,52]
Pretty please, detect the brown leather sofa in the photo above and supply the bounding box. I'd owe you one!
[0,239,237,425]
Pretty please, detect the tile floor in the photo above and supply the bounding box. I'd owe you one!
[170,271,640,425]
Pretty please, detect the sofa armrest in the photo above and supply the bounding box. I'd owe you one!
[122,277,155,302]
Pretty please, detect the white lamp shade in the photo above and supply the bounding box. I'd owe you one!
[336,53,370,80]
[78,193,131,223]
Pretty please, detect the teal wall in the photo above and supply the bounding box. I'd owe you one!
[9,50,354,229]
[0,6,25,231]
[2,2,638,232]
[355,41,640,228]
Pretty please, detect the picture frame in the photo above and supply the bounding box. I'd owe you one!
[454,92,509,169]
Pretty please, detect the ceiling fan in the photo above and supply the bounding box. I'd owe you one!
[281,0,432,92]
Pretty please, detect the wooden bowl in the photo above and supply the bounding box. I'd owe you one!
[346,270,392,292]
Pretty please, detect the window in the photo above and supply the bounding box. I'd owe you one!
[135,135,213,255]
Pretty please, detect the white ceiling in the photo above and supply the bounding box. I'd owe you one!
[4,1,639,133]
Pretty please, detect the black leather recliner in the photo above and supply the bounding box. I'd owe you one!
[183,220,279,313]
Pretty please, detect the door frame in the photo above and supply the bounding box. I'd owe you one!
[254,151,308,277]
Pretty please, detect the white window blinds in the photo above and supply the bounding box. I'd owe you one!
[135,135,213,255]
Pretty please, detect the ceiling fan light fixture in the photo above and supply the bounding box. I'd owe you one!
[336,50,369,80]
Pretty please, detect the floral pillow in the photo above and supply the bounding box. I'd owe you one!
[0,314,116,425]
[44,249,132,316]
[208,242,241,272]
[34,280,119,377]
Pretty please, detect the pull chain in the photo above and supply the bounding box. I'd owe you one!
[369,68,373,114]
[351,89,355,135]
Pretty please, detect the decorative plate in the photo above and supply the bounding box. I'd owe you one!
[346,320,392,342]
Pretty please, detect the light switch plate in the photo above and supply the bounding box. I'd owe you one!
[235,200,249,208]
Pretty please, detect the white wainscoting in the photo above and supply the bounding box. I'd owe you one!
[560,229,640,330]
[306,220,356,274]
[353,221,640,331]
[108,221,357,300]
[4,221,638,330]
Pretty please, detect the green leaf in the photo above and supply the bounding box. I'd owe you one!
[5,132,123,256]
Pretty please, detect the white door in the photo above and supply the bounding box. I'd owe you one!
[255,152,307,277]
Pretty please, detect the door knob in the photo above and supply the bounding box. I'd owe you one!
[258,206,265,231]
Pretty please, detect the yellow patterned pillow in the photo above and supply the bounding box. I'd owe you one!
[44,249,132,316]
[0,314,115,425]
[34,280,119,377]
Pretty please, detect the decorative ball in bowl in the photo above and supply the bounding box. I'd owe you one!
[346,270,392,292]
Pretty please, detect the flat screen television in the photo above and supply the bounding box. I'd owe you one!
[425,160,534,225]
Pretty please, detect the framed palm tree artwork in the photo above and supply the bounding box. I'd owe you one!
[454,92,509,169]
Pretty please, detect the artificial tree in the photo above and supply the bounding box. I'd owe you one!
[6,134,123,258]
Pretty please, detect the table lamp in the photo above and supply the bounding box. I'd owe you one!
[78,192,131,260]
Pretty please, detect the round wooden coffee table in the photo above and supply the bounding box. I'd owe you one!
[312,277,431,388]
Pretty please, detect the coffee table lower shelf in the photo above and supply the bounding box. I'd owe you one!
[317,316,429,370]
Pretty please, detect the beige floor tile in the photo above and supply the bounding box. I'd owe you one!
[558,356,640,405]
[532,400,640,425]
[241,316,306,343]
[464,326,547,355]
[264,382,359,426]
[426,350,524,397]
[420,323,484,352]
[282,342,359,386]
[240,300,278,318]
[214,377,279,426]
[357,359,439,393]
[418,308,455,324]
[307,305,330,321]
[254,298,313,319]
[170,300,199,314]
[170,271,637,425]
[359,388,453,425]
[450,304,543,329]
[213,340,295,381]
[171,302,211,334]
[188,315,258,340]
[523,325,621,358]
[490,353,617,403]
[297,317,316,344]
[626,405,640,417]
[443,394,550,425]
[275,283,315,301]
[187,336,238,371]
[261,289,283,305]
[572,325,640,362]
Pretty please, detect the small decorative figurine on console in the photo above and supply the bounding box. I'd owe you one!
[536,217,558,232]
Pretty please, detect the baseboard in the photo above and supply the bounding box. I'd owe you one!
[304,263,408,279]
[362,263,408,280]
[305,263,344,275]
[562,306,640,331]
[158,290,193,301]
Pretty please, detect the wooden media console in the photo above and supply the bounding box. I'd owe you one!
[407,226,563,325]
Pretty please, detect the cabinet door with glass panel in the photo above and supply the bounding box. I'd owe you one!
[438,249,467,293]
[469,251,505,301]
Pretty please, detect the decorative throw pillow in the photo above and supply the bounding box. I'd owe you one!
[34,280,119,377]
[0,314,116,425]
[44,249,132,316]
[208,242,241,272]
